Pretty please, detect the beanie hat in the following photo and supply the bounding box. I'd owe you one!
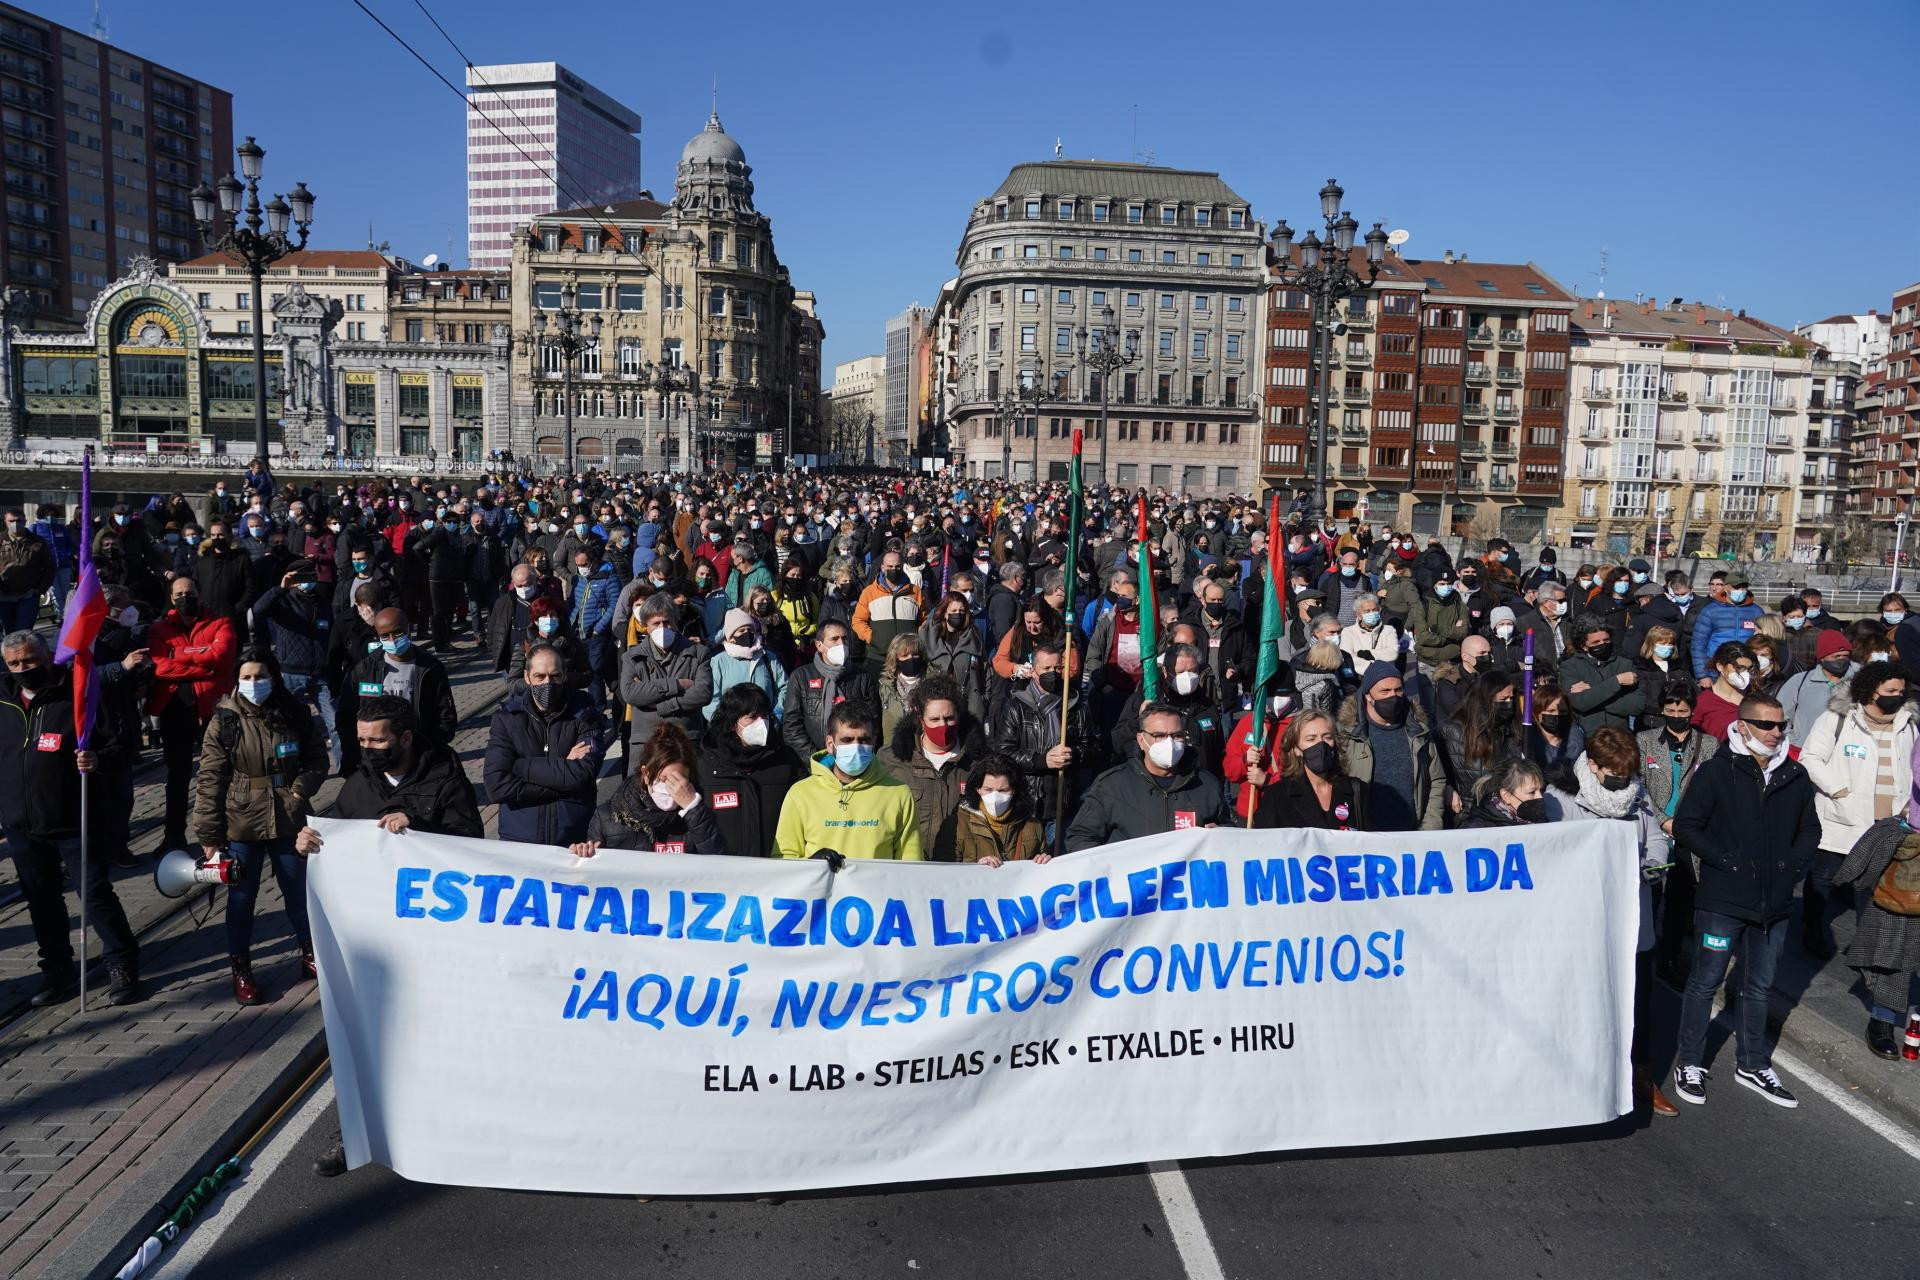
[1538,548,1557,565]
[1489,605,1517,629]
[720,607,756,640]
[1816,629,1851,661]
[1358,662,1401,700]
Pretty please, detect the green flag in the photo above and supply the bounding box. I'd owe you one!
[1136,494,1159,702]
[1249,490,1287,751]
[1062,428,1083,637]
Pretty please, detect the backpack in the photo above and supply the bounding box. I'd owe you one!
[1872,833,1920,916]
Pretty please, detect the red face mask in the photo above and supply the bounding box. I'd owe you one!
[923,721,956,751]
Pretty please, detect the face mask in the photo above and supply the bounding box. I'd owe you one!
[898,656,927,678]
[1662,713,1692,734]
[923,721,956,751]
[1756,654,1773,673]
[362,745,401,773]
[650,781,681,811]
[536,617,559,637]
[1670,593,1691,607]
[1340,565,1356,578]
[352,561,370,576]
[1459,578,1480,592]
[833,743,876,776]
[165,532,180,544]
[980,790,1013,818]
[1587,642,1613,663]
[118,605,139,626]
[546,523,560,535]
[1654,643,1675,660]
[1872,693,1906,715]
[1270,694,1292,718]
[1360,610,1381,628]
[1730,589,1749,604]
[329,523,343,534]
[1577,578,1592,591]
[739,717,769,748]
[1173,670,1201,696]
[174,596,200,617]
[1742,729,1778,758]
[1819,655,1851,676]
[1372,694,1408,724]
[575,565,594,578]
[1036,671,1063,697]
[1302,741,1337,776]
[381,635,412,656]
[1806,607,1822,619]
[1885,612,1907,627]
[1871,650,1892,664]
[1515,797,1549,823]
[1725,668,1751,691]
[1631,572,1648,585]
[1601,773,1632,792]
[574,524,589,537]
[1494,699,1517,722]
[709,532,723,544]
[1146,736,1186,769]
[823,642,847,668]
[725,638,760,659]
[1612,580,1629,596]
[1538,711,1571,735]
[515,584,538,601]
[1435,583,1454,598]
[1783,616,1805,632]
[528,681,565,713]
[237,677,273,705]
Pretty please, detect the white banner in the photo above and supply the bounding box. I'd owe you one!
[307,817,1637,1195]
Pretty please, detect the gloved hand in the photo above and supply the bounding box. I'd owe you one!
[810,848,845,872]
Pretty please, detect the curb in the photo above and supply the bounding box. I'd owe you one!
[53,1003,328,1280]
[1768,994,1920,1133]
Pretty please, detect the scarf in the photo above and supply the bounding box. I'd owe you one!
[1571,755,1646,820]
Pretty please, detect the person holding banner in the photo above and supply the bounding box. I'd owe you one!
[886,674,984,860]
[295,695,482,855]
[1456,757,1551,828]
[0,630,141,1006]
[947,754,1049,866]
[774,701,923,861]
[992,641,1100,841]
[1248,711,1367,831]
[572,723,726,857]
[1066,703,1228,851]
[696,683,807,856]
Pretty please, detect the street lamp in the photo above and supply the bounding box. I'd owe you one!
[533,281,602,476]
[647,357,697,472]
[1075,303,1140,487]
[995,365,1065,483]
[1894,510,1912,594]
[1268,179,1387,529]
[191,135,313,461]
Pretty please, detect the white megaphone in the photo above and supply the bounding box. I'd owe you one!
[155,849,236,899]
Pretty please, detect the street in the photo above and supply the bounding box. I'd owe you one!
[157,986,1920,1280]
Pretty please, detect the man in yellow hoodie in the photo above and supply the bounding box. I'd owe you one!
[775,702,924,860]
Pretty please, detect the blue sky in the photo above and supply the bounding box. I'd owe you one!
[56,0,1920,378]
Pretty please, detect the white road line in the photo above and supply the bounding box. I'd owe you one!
[147,1077,336,1279]
[1147,1160,1228,1280]
[1771,1045,1920,1163]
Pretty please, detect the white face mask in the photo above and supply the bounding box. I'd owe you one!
[1173,670,1201,696]
[738,717,769,748]
[1495,624,1514,641]
[1870,651,1891,664]
[979,790,1013,818]
[1146,736,1186,770]
[649,624,676,650]
[824,642,848,668]
[1726,668,1752,691]
[649,781,681,811]
[1756,654,1772,674]
[1743,729,1779,758]
[1270,694,1292,718]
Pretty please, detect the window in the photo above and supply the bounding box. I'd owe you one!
[989,290,1003,305]
[1228,210,1244,229]
[404,319,424,342]
[709,287,726,316]
[1020,324,1036,352]
[1186,422,1206,442]
[1158,330,1174,356]
[1195,209,1211,228]
[1270,327,1309,350]
[616,284,645,312]
[453,384,483,418]
[1194,296,1209,312]
[1128,248,1143,263]
[235,291,250,308]
[987,326,1002,352]
[991,246,1005,260]
[344,380,375,417]
[1528,349,1567,371]
[541,230,560,252]
[1056,326,1072,353]
[1195,252,1210,267]
[1226,297,1242,313]
[1025,199,1040,218]
[1127,204,1143,224]
[535,281,564,310]
[1022,244,1039,258]
[579,342,601,374]
[1160,206,1176,225]
[1193,333,1208,358]
[618,340,645,375]
[1092,247,1107,261]
[574,283,602,310]
[1057,200,1074,220]
[1160,293,1175,311]
[1021,287,1038,304]
[1226,334,1241,360]
[1093,203,1109,223]
[582,231,601,253]
[1057,289,1072,305]
[1057,245,1073,259]
[1125,292,1141,308]
[398,380,430,419]
[1091,290,1106,306]
[196,292,210,308]
[1161,250,1177,264]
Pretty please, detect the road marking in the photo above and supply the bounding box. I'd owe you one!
[148,1077,336,1279]
[1147,1160,1227,1280]
[1771,1045,1920,1163]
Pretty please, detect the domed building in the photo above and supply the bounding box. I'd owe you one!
[506,112,823,473]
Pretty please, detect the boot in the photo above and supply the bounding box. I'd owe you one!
[300,942,317,983]
[1867,1017,1901,1060]
[231,955,265,1006]
[30,966,77,1008]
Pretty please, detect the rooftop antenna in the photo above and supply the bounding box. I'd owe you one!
[1594,246,1609,299]
[1130,103,1155,166]
[92,0,106,41]
[1054,137,1063,160]
[712,75,718,117]
[367,220,374,252]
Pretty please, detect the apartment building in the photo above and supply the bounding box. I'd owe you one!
[170,249,404,342]
[1877,283,1920,527]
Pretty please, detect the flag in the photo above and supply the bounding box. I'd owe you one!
[1061,429,1083,638]
[54,452,106,749]
[1247,490,1289,753]
[1136,494,1159,701]
[939,544,951,598]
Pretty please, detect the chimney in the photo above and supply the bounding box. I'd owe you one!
[1442,249,1455,264]
[1457,252,1468,262]
[1635,292,1644,305]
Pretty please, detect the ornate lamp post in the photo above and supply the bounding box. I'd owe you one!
[191,137,313,461]
[995,365,1065,483]
[647,357,697,472]
[532,282,601,476]
[1075,304,1139,487]
[1267,179,1387,528]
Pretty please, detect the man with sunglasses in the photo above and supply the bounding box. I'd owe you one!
[1670,693,1822,1109]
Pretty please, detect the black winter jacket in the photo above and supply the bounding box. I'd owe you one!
[992,681,1106,825]
[336,647,459,772]
[1673,745,1822,925]
[483,690,606,846]
[325,744,483,838]
[585,777,729,855]
[696,732,808,856]
[250,584,334,675]
[0,666,126,839]
[1065,757,1229,852]
[780,659,879,758]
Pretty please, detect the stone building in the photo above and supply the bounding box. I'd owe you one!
[506,112,822,472]
[169,249,405,344]
[942,159,1264,492]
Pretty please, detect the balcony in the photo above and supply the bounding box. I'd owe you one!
[1468,326,1495,347]
[1760,473,1791,488]
[0,87,51,116]
[1653,467,1683,482]
[1491,439,1518,457]
[0,28,50,57]
[1579,422,1607,442]
[1769,396,1798,411]
[1343,348,1372,367]
[1463,402,1489,421]
[1489,477,1517,492]
[1459,438,1487,457]
[3,174,45,198]
[0,55,47,85]
[1578,462,1607,479]
[1465,364,1490,384]
[1495,367,1522,385]
[1338,462,1366,477]
[1581,383,1612,401]
[1343,386,1370,403]
[1697,391,1724,406]
[1655,425,1684,444]
[1693,470,1718,483]
[1765,432,1794,448]
[1343,308,1373,330]
[1499,329,1525,346]
[1340,421,1369,441]
[1660,386,1688,403]
[1,119,51,145]
[1492,404,1519,422]
[1695,432,1722,448]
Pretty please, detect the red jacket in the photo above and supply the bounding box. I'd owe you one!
[692,539,733,587]
[1224,709,1295,821]
[145,611,237,719]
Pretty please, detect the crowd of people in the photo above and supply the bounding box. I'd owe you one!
[2,458,1917,1137]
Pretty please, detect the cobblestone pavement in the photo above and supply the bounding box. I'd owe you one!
[0,633,512,1278]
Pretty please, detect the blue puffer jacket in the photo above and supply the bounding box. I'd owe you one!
[1689,598,1764,678]
[570,561,621,637]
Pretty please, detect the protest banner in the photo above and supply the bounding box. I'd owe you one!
[306,817,1638,1195]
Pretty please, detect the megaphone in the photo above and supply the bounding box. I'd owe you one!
[155,849,236,899]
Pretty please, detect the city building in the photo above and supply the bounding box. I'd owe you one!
[506,112,821,471]
[465,62,642,272]
[1870,282,1920,532]
[170,248,406,342]
[0,257,510,459]
[1262,252,1575,539]
[0,1,232,322]
[827,354,885,463]
[1553,296,1821,561]
[1793,312,1886,562]
[1846,359,1887,551]
[388,265,512,346]
[884,304,930,466]
[943,159,1265,492]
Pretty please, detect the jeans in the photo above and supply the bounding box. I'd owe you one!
[6,829,138,973]
[225,835,310,957]
[1676,910,1788,1073]
[158,697,204,847]
[0,595,39,632]
[282,672,339,774]
[1864,966,1914,1024]
[49,563,74,616]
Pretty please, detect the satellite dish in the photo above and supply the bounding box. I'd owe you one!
[422,253,439,268]
[1387,229,1410,246]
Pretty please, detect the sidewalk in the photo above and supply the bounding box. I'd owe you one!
[0,639,512,1280]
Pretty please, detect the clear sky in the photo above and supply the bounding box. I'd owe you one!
[57,0,1920,378]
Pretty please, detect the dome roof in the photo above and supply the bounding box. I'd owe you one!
[680,112,745,167]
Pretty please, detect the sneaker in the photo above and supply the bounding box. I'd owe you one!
[1734,1066,1799,1108]
[106,961,140,1007]
[1672,1064,1708,1105]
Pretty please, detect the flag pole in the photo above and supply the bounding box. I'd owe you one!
[76,449,93,1012]
[1242,489,1286,827]
[1053,429,1083,858]
[79,771,89,1012]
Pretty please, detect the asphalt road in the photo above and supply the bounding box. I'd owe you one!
[153,997,1919,1280]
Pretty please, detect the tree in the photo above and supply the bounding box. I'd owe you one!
[1830,514,1881,567]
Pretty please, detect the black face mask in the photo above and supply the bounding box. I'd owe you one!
[14,664,53,690]
[1663,713,1693,736]
[1586,642,1614,663]
[1601,774,1633,792]
[1204,602,1228,620]
[1538,711,1570,736]
[1036,671,1063,697]
[1371,694,1408,724]
[362,745,402,773]
[1493,700,1516,722]
[1875,693,1907,715]
[1302,741,1338,777]
[529,681,566,713]
[1515,797,1549,823]
[1821,656,1852,677]
[897,657,927,678]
